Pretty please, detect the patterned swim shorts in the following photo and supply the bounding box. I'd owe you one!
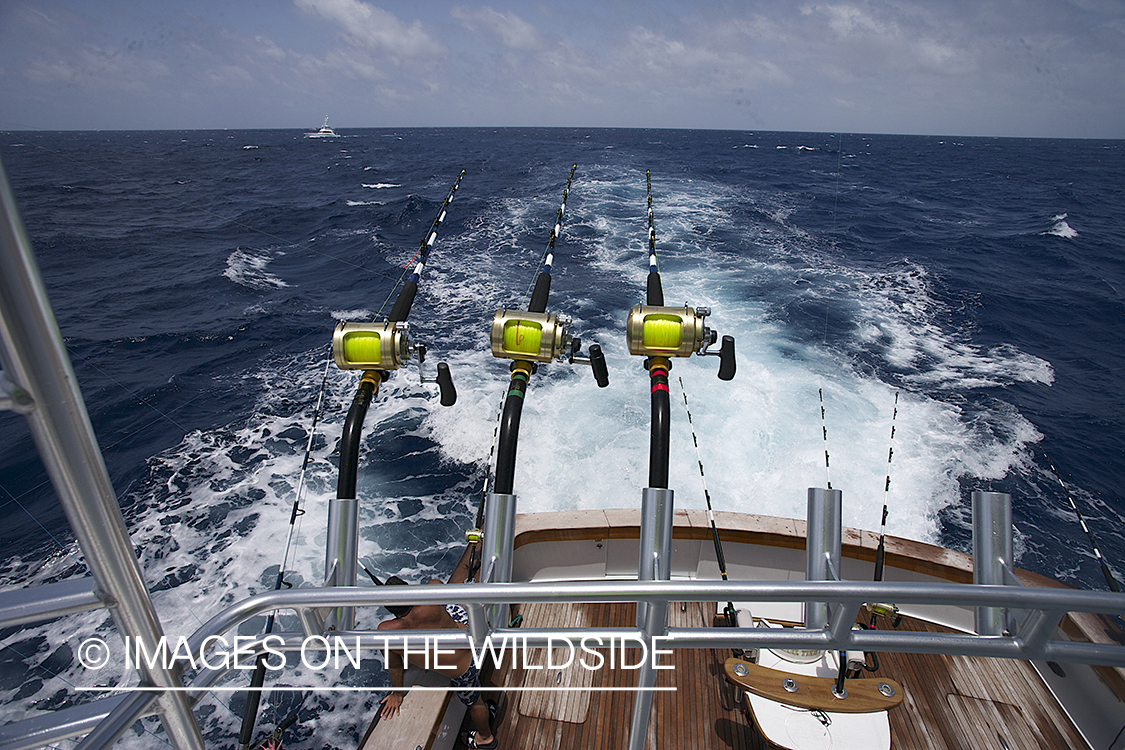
[448,661,481,706]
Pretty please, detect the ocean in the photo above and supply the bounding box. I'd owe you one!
[1,127,1122,747]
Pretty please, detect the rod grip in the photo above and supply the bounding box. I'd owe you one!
[717,335,736,381]
[589,344,609,387]
[436,362,457,406]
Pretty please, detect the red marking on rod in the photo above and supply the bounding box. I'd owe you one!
[651,383,669,393]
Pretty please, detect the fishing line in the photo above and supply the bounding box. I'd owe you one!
[374,170,466,322]
[519,164,577,309]
[818,388,833,490]
[1039,446,1122,593]
[677,376,737,626]
[873,391,899,583]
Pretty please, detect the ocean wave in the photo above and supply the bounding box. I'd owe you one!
[223,247,289,290]
[1043,213,1078,238]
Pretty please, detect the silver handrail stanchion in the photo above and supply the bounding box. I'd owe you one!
[973,490,1014,635]
[806,487,843,629]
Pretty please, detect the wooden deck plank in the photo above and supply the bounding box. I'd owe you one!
[471,600,1089,750]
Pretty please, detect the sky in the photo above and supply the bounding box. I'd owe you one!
[0,0,1123,138]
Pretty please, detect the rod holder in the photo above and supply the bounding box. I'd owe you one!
[637,487,674,629]
[973,490,1014,636]
[323,497,358,631]
[482,492,517,626]
[629,487,674,750]
[806,488,843,630]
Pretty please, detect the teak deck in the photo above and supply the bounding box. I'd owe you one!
[474,601,1091,750]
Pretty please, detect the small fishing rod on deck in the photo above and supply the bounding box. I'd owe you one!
[471,165,608,610]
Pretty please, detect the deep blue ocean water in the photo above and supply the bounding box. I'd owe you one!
[1,128,1122,747]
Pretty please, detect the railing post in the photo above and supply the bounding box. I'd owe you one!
[973,490,1014,635]
[636,488,674,628]
[323,496,357,631]
[0,157,204,750]
[481,492,517,626]
[629,487,674,750]
[806,488,842,630]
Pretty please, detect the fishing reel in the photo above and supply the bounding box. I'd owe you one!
[626,305,736,380]
[331,320,456,405]
[489,309,609,387]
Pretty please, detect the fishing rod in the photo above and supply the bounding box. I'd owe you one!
[487,164,607,494]
[237,355,331,750]
[677,376,738,628]
[323,171,462,632]
[627,170,736,750]
[1040,446,1122,593]
[473,165,607,615]
[627,171,735,488]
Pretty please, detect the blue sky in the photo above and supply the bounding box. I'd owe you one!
[1,0,1122,137]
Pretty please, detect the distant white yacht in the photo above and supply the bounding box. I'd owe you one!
[305,116,338,138]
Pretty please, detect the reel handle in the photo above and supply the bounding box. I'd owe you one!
[436,362,457,406]
[567,338,609,387]
[589,344,609,388]
[718,335,736,381]
[416,343,457,406]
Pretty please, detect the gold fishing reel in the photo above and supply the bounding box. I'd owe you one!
[333,321,411,371]
[332,321,456,405]
[490,310,569,363]
[489,309,609,387]
[626,305,736,380]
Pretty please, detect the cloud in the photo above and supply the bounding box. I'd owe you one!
[451,6,541,50]
[294,0,442,65]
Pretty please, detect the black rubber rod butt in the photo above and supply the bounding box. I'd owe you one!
[387,279,417,323]
[648,359,671,489]
[493,366,530,495]
[238,655,269,748]
[589,344,609,387]
[436,362,457,406]
[718,335,736,381]
[874,538,886,583]
[337,374,377,499]
[529,272,552,314]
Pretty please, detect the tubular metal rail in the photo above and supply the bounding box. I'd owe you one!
[3,154,1125,750]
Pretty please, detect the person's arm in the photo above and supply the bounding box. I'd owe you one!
[380,630,405,719]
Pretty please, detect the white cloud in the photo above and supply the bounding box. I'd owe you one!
[294,0,442,65]
[451,6,541,50]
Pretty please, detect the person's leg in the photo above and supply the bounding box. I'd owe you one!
[466,698,493,745]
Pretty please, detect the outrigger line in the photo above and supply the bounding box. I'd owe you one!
[1040,446,1122,593]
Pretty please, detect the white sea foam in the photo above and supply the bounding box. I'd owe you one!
[1044,213,1078,238]
[223,247,289,290]
[362,183,401,189]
